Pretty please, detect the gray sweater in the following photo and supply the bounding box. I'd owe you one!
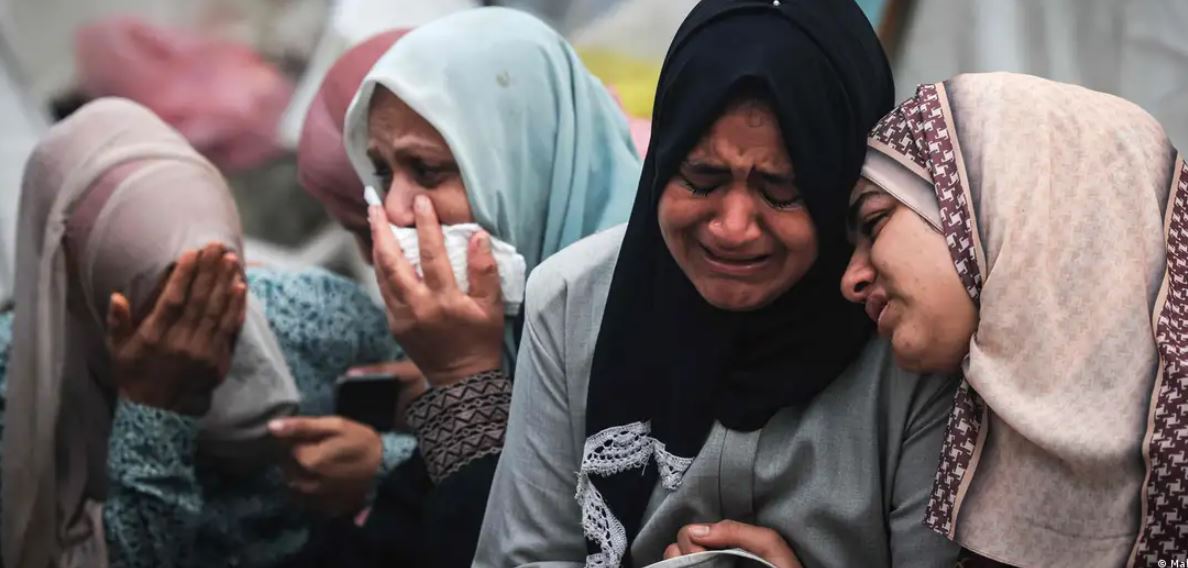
[475,225,960,567]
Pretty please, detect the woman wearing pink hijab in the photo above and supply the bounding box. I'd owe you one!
[298,29,410,258]
[1,98,414,568]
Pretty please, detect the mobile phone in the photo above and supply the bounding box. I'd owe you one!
[335,373,399,432]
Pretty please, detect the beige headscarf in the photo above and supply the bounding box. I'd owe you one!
[2,98,299,568]
[865,72,1186,567]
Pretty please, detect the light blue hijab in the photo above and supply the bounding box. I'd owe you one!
[343,7,642,275]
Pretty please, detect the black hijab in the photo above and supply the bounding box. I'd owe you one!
[579,0,894,564]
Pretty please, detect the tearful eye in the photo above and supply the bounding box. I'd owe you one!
[678,174,717,196]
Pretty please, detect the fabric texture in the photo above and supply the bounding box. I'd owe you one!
[99,268,412,568]
[866,72,1184,567]
[298,29,409,247]
[405,369,511,484]
[473,226,960,567]
[342,6,641,287]
[577,0,893,565]
[3,98,301,568]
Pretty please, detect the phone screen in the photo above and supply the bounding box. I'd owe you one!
[335,374,399,432]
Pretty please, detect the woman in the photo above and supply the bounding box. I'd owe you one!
[343,7,641,481]
[842,72,1188,567]
[298,28,409,259]
[367,0,957,566]
[1,98,415,568]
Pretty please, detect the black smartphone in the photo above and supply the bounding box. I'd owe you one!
[335,373,399,432]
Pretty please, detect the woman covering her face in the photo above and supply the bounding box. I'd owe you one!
[1,98,412,568]
[843,72,1188,566]
[472,0,961,566]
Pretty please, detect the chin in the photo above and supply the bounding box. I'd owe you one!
[695,281,780,312]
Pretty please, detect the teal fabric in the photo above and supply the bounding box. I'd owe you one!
[344,7,642,274]
[0,270,415,568]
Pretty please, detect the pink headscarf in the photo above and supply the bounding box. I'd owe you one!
[297,30,410,249]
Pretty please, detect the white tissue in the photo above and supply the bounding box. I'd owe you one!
[365,187,526,316]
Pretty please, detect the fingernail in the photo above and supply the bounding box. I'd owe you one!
[268,419,286,434]
[690,525,710,537]
[414,195,430,213]
[478,231,491,250]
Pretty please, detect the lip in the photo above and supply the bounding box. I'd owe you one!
[698,243,772,277]
[865,294,889,333]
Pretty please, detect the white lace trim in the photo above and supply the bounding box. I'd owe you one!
[576,421,695,568]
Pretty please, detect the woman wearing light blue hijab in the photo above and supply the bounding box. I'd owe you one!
[344,6,641,373]
[305,8,641,566]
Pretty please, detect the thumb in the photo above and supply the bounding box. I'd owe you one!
[689,521,797,565]
[106,293,134,347]
[268,416,345,442]
[467,231,502,308]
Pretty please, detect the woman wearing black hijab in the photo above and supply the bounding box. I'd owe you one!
[473,0,960,566]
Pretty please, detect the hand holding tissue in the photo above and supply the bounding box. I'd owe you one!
[364,187,526,316]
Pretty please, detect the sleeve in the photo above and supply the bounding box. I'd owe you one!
[472,269,586,567]
[104,400,204,568]
[404,370,511,484]
[888,373,963,568]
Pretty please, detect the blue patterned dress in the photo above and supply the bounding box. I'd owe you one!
[0,268,416,568]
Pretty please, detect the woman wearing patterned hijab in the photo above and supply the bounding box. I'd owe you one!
[844,72,1188,567]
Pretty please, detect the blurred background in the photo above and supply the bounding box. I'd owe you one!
[0,0,1185,306]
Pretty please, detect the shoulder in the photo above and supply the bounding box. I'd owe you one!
[525,224,625,313]
[834,337,958,434]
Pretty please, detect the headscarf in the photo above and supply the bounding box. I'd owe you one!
[578,1,893,565]
[343,7,642,364]
[865,72,1185,567]
[298,29,410,249]
[2,98,299,568]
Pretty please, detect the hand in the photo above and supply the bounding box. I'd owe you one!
[368,196,503,387]
[269,416,383,516]
[345,359,429,431]
[663,521,802,568]
[106,243,246,415]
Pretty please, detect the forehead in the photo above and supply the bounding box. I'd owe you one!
[688,98,790,164]
[366,87,446,146]
[850,176,885,206]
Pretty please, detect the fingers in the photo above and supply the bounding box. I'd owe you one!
[217,278,247,340]
[138,250,199,344]
[663,543,682,560]
[687,521,801,568]
[106,293,135,348]
[466,231,502,308]
[269,416,346,443]
[194,252,239,346]
[412,195,457,292]
[369,206,422,305]
[675,524,709,556]
[180,243,227,327]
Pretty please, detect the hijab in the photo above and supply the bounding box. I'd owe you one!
[578,1,893,565]
[2,98,299,568]
[865,72,1185,567]
[297,29,410,250]
[342,7,642,364]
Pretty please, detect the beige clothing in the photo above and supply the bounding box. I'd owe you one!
[866,72,1185,567]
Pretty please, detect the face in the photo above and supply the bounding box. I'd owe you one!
[658,97,817,311]
[840,179,977,373]
[366,87,473,227]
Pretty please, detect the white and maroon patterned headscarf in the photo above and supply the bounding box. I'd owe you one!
[865,72,1186,568]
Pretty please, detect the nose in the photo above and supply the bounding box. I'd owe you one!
[706,185,762,249]
[383,175,418,228]
[841,240,875,304]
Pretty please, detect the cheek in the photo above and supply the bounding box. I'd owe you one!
[657,184,700,250]
[430,179,474,225]
[764,209,817,256]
